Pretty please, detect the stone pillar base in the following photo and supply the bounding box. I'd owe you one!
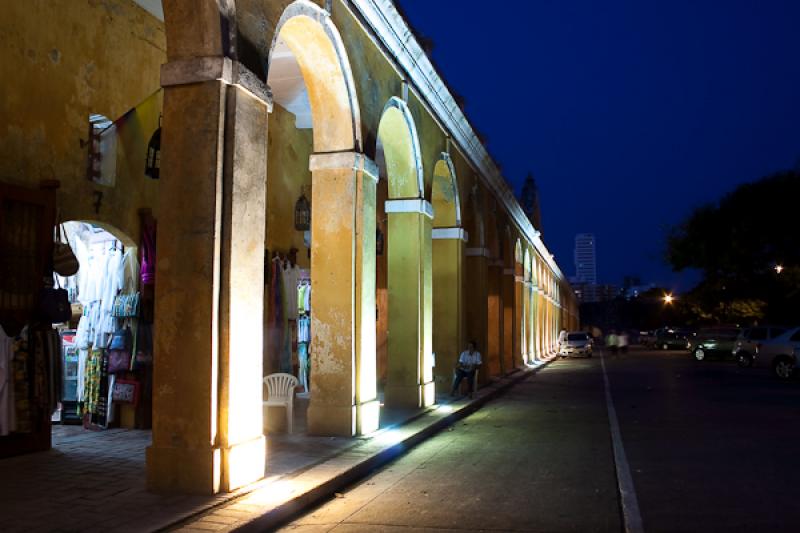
[357,399,381,435]
[384,383,424,409]
[307,402,356,437]
[221,435,265,492]
[146,444,221,494]
[422,380,436,407]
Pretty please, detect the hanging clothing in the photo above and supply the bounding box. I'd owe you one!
[140,219,157,285]
[121,249,140,294]
[82,349,103,416]
[303,284,311,313]
[267,258,284,374]
[0,325,15,436]
[297,284,307,316]
[298,342,309,393]
[298,315,311,344]
[282,265,300,321]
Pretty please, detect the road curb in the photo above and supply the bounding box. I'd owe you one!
[234,359,553,532]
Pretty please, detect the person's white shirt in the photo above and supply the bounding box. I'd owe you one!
[618,333,629,347]
[458,350,482,370]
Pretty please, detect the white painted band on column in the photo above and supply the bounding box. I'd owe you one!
[385,198,434,219]
[309,152,379,182]
[161,56,273,109]
[465,247,490,257]
[514,275,524,283]
[431,227,468,241]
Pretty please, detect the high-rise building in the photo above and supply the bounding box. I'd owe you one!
[574,233,597,285]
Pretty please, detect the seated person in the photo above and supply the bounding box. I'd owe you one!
[451,341,482,398]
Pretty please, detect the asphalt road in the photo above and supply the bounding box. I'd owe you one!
[279,347,800,532]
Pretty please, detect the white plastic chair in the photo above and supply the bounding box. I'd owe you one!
[263,373,299,434]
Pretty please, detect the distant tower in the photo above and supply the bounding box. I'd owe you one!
[520,173,543,233]
[574,233,597,285]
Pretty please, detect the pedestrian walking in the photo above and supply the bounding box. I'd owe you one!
[618,331,629,356]
[606,330,618,357]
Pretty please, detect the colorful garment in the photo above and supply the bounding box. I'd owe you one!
[82,349,103,416]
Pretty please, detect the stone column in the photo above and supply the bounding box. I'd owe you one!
[147,58,271,493]
[486,261,503,377]
[502,268,515,373]
[385,199,435,408]
[432,227,467,393]
[513,267,524,368]
[535,288,543,361]
[527,283,536,363]
[307,152,380,436]
[465,248,489,384]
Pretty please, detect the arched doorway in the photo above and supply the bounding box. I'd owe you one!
[375,97,434,409]
[485,200,502,378]
[266,1,378,437]
[150,0,375,494]
[523,249,532,364]
[501,226,515,373]
[513,239,524,368]
[431,153,464,393]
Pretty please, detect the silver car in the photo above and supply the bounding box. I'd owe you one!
[559,332,593,358]
[733,325,788,367]
[752,327,800,380]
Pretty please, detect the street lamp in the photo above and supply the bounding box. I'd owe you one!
[663,293,675,305]
[775,264,784,274]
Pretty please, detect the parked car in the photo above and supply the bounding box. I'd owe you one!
[653,328,690,351]
[732,326,788,367]
[639,330,656,347]
[689,327,741,361]
[751,327,800,380]
[558,332,593,358]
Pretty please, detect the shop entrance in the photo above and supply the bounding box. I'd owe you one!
[51,220,154,438]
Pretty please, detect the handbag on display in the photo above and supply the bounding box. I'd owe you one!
[107,326,133,373]
[108,326,132,352]
[38,278,72,324]
[107,348,132,374]
[112,292,140,318]
[53,222,79,277]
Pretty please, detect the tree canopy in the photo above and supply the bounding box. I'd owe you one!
[666,170,800,324]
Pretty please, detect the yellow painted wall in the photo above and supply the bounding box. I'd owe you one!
[266,104,313,269]
[0,0,165,242]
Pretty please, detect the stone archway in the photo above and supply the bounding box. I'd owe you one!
[267,1,378,437]
[431,153,465,393]
[149,0,375,495]
[513,239,524,368]
[501,226,515,373]
[376,97,434,409]
[485,201,503,377]
[523,249,532,364]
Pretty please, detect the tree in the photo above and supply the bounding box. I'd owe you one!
[666,170,800,324]
[519,173,543,232]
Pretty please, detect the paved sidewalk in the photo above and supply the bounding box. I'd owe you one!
[173,362,553,532]
[0,360,553,532]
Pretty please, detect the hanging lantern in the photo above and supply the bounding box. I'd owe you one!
[294,189,311,231]
[376,227,385,256]
[144,127,161,180]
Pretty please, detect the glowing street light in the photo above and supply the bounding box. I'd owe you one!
[775,264,784,274]
[663,293,675,305]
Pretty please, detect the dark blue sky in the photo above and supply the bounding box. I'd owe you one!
[397,0,800,291]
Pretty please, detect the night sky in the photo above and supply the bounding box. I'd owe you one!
[396,0,800,292]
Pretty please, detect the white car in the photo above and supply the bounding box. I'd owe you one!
[752,326,800,380]
[559,332,593,358]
